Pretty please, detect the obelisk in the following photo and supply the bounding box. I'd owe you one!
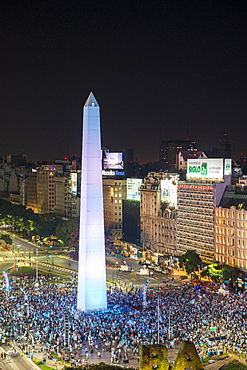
[77,92,107,311]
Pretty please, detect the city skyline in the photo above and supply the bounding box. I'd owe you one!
[0,1,247,163]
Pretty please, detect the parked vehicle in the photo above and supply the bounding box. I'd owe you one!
[154,266,162,272]
[119,265,130,272]
[180,275,188,281]
[137,268,150,276]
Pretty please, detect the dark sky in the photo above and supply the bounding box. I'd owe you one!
[0,0,247,163]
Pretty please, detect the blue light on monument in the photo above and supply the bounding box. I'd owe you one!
[77,92,107,311]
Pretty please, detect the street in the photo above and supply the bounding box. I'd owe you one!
[0,353,35,370]
[0,232,186,289]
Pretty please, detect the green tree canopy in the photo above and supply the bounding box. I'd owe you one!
[56,218,79,246]
[201,263,222,282]
[0,234,12,245]
[201,263,237,283]
[178,250,202,276]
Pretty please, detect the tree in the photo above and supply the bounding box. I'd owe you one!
[56,218,79,246]
[201,263,222,282]
[201,263,237,284]
[0,234,12,245]
[178,250,202,276]
[69,228,79,250]
[223,264,237,282]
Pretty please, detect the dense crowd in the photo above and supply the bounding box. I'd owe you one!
[0,275,247,364]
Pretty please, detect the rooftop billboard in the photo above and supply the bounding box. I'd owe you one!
[127,178,142,201]
[103,152,124,170]
[224,158,232,176]
[187,158,224,180]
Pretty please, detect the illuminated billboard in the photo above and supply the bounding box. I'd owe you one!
[224,159,232,176]
[187,158,224,180]
[103,152,124,170]
[127,178,142,201]
[71,173,77,195]
[160,176,179,207]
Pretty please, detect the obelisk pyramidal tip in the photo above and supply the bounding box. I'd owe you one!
[77,92,107,311]
[84,92,99,107]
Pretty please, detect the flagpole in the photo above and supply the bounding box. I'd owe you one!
[158,297,160,344]
[168,308,171,340]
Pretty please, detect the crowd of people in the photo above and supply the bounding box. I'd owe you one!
[0,274,247,365]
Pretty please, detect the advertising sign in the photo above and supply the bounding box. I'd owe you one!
[102,170,116,176]
[103,152,124,170]
[160,175,179,207]
[187,158,224,180]
[127,178,142,201]
[224,159,232,176]
[71,173,77,195]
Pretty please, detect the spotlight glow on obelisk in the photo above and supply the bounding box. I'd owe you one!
[77,92,107,311]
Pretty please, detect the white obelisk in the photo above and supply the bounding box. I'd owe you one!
[77,92,107,311]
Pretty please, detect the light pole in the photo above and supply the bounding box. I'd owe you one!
[20,287,29,353]
[29,242,31,266]
[168,308,171,340]
[157,297,160,344]
[50,245,53,267]
[36,248,38,283]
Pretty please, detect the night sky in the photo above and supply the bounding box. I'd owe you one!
[0,0,247,163]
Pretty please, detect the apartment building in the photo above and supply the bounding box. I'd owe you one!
[215,178,247,271]
[103,178,126,239]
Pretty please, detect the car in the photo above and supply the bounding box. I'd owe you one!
[154,267,162,272]
[179,275,188,281]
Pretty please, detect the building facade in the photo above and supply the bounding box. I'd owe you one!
[26,171,38,213]
[103,177,127,239]
[215,178,247,272]
[37,167,55,214]
[177,182,216,261]
[122,199,140,244]
[177,158,231,262]
[215,205,247,270]
[140,172,177,255]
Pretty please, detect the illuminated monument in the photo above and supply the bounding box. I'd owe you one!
[77,92,107,311]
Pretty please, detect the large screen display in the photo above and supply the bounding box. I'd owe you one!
[187,158,224,180]
[103,152,124,170]
[224,159,232,176]
[71,173,77,195]
[127,178,142,201]
[160,176,178,207]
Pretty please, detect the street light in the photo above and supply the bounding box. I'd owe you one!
[20,288,30,355]
[50,245,53,266]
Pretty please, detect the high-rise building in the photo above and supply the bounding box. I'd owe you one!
[53,176,72,218]
[103,178,126,240]
[77,92,107,311]
[26,171,38,213]
[160,140,197,172]
[177,158,231,262]
[37,167,56,214]
[219,133,231,159]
